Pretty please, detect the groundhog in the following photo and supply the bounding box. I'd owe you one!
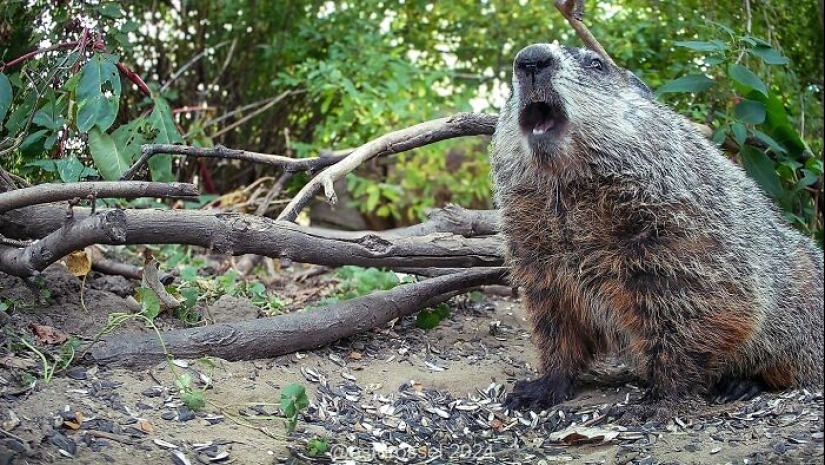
[490,43,825,411]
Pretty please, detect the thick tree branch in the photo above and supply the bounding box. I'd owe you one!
[277,112,498,222]
[382,204,499,238]
[86,267,507,367]
[0,204,503,278]
[0,210,127,277]
[0,181,198,213]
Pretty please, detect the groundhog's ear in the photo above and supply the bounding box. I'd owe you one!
[624,70,653,100]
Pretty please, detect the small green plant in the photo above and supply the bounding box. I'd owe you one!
[175,372,207,411]
[17,336,78,384]
[172,268,285,317]
[415,302,451,330]
[280,383,310,434]
[316,266,411,307]
[306,438,329,456]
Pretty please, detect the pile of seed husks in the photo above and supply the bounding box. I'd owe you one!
[281,365,824,465]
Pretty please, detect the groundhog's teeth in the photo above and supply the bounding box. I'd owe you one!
[533,118,556,135]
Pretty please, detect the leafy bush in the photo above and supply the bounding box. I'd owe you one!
[657,22,823,244]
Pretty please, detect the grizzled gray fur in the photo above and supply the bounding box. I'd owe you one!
[490,43,824,411]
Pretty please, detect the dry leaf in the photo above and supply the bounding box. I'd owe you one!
[349,351,362,360]
[138,419,153,433]
[29,324,68,345]
[63,250,92,277]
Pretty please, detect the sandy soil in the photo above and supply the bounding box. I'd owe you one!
[0,265,823,464]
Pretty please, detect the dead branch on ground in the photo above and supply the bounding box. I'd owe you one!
[86,267,507,367]
[0,181,198,213]
[0,202,503,279]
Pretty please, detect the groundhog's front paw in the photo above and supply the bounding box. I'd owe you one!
[712,377,765,403]
[504,373,573,411]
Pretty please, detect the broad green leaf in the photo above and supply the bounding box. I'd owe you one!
[54,157,98,183]
[733,100,766,124]
[0,73,11,123]
[728,64,767,96]
[747,47,790,65]
[137,287,162,321]
[26,159,56,170]
[731,122,747,146]
[751,129,786,154]
[746,90,809,157]
[711,126,728,146]
[147,97,182,182]
[655,74,714,95]
[112,117,149,162]
[20,129,48,157]
[88,128,130,180]
[4,92,36,134]
[32,96,68,130]
[674,40,727,52]
[76,54,122,132]
[740,146,783,198]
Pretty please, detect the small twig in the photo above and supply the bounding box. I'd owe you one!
[277,112,498,222]
[554,0,617,68]
[0,181,199,213]
[0,39,103,72]
[210,90,295,139]
[121,144,346,181]
[161,40,231,93]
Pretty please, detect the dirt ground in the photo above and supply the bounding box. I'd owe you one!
[1,265,823,464]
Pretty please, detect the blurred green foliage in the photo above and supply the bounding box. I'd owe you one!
[0,0,822,240]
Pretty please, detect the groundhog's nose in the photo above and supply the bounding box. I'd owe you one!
[514,44,556,77]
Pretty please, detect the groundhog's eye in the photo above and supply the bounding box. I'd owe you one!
[587,57,605,71]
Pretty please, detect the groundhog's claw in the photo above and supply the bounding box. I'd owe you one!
[505,374,573,411]
[714,377,765,403]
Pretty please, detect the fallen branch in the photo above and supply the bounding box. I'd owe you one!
[277,112,498,222]
[0,204,503,278]
[0,181,198,213]
[0,210,127,277]
[86,267,507,367]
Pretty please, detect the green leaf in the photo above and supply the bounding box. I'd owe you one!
[76,54,122,132]
[674,40,727,52]
[745,90,809,158]
[731,123,747,146]
[280,383,309,420]
[181,391,206,411]
[750,129,786,155]
[147,97,182,182]
[54,157,98,183]
[740,146,783,198]
[112,118,149,163]
[88,128,131,180]
[655,74,714,95]
[747,47,790,65]
[733,100,766,124]
[306,438,329,456]
[727,64,768,96]
[136,287,162,321]
[0,73,12,123]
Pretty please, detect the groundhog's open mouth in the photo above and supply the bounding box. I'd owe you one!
[519,101,567,139]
